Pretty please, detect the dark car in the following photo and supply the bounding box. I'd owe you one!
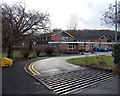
[107,47,112,51]
[100,47,108,52]
[92,47,101,52]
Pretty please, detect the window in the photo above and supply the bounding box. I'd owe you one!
[69,45,73,48]
[44,37,46,41]
[52,45,58,47]
[47,37,49,41]
[62,37,69,41]
[37,38,39,41]
[68,44,76,49]
[46,37,47,40]
[32,39,34,41]
[41,38,43,41]
[81,45,84,48]
[62,37,65,41]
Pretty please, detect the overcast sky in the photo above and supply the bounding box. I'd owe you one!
[1,0,117,30]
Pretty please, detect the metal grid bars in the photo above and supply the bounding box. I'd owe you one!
[37,69,118,95]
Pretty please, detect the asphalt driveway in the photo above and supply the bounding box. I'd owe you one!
[27,52,118,94]
[2,57,54,94]
[33,52,112,75]
[2,52,119,95]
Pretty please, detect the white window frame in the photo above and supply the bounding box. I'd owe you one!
[68,44,76,49]
[62,37,69,41]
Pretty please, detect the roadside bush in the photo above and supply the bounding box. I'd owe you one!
[20,47,32,58]
[45,47,54,55]
[112,44,120,74]
[34,48,44,56]
[88,50,94,54]
[79,49,85,52]
[112,44,120,64]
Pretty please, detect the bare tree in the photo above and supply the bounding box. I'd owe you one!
[67,17,78,30]
[67,16,78,36]
[101,2,120,28]
[1,3,51,58]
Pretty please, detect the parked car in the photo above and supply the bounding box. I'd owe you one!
[89,48,94,51]
[107,47,112,51]
[100,47,108,52]
[92,47,101,52]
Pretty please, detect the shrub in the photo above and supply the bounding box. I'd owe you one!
[34,48,44,56]
[20,47,32,58]
[112,44,120,74]
[79,49,85,52]
[45,47,54,55]
[112,44,120,64]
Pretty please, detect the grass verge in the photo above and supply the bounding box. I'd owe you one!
[67,56,115,72]
[1,50,63,59]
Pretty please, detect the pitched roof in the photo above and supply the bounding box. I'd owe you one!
[34,33,52,38]
[34,30,74,38]
[69,30,120,40]
[99,35,108,40]
[51,31,74,38]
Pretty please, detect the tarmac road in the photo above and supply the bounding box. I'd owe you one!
[33,52,112,75]
[3,52,118,94]
[2,57,53,94]
[27,52,118,94]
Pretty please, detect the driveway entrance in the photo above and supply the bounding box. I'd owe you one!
[36,68,117,95]
[25,52,118,94]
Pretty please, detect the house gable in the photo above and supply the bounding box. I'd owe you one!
[99,35,108,42]
[63,31,74,38]
[72,30,118,41]
[51,31,74,41]
[52,31,74,38]
[51,33,62,41]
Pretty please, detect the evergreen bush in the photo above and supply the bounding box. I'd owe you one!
[45,47,54,55]
[112,44,120,64]
[34,48,44,56]
[112,44,120,74]
[20,47,32,58]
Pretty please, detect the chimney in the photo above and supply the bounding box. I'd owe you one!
[53,28,62,33]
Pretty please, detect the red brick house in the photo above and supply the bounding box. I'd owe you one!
[23,29,120,53]
[32,29,76,52]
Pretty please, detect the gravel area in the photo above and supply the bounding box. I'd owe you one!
[2,57,51,94]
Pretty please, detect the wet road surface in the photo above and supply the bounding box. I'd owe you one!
[26,52,118,94]
[33,52,112,75]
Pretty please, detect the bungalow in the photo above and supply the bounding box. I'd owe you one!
[31,29,120,52]
[31,28,75,52]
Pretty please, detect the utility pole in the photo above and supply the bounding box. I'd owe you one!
[115,0,118,44]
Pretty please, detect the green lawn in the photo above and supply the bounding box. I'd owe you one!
[1,50,39,58]
[0,50,61,59]
[67,56,114,66]
[1,50,22,58]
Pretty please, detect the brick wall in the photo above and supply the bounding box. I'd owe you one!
[68,37,74,41]
[59,43,68,52]
[51,33,62,41]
